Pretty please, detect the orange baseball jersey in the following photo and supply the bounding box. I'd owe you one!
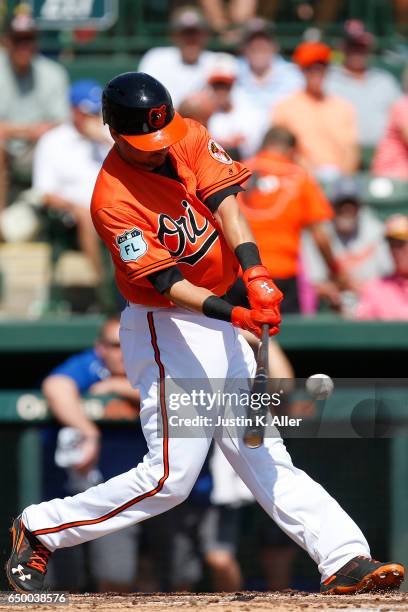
[91,119,251,307]
[239,150,333,278]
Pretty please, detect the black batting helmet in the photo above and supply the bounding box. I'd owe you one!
[102,72,187,151]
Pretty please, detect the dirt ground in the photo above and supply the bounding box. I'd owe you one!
[1,591,408,612]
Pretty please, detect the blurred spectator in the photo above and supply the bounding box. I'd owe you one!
[325,20,401,148]
[302,177,393,312]
[42,317,142,592]
[138,6,220,108]
[178,90,215,127]
[371,68,408,179]
[356,214,408,320]
[206,53,264,159]
[0,10,69,209]
[235,18,303,118]
[33,80,111,282]
[274,42,359,179]
[42,316,140,482]
[227,126,341,314]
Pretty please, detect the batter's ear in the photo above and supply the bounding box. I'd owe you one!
[109,127,119,141]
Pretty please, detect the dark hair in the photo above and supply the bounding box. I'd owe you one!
[262,126,297,150]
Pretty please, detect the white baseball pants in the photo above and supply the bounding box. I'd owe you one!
[23,304,369,580]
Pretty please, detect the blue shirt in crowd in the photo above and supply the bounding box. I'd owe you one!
[50,348,110,392]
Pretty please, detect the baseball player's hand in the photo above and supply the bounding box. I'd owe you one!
[231,306,280,338]
[243,266,283,314]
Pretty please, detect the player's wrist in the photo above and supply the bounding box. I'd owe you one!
[202,295,234,322]
[234,242,262,272]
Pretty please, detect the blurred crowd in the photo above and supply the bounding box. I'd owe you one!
[1,3,408,319]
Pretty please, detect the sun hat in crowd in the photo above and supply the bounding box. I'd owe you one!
[293,41,331,68]
[207,54,238,85]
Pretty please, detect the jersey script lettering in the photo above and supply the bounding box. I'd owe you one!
[157,200,212,260]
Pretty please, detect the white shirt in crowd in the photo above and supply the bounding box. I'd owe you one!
[325,65,401,147]
[208,91,265,159]
[33,123,110,208]
[0,49,70,157]
[235,55,304,118]
[301,207,394,285]
[138,47,219,108]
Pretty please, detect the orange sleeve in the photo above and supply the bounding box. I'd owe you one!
[180,120,251,202]
[301,174,334,226]
[93,206,174,282]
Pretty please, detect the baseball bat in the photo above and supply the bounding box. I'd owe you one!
[243,324,270,448]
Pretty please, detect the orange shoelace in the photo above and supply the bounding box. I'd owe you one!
[27,544,51,574]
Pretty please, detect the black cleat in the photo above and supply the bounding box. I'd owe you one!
[5,515,52,593]
[321,555,405,594]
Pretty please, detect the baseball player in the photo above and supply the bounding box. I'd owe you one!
[7,72,404,594]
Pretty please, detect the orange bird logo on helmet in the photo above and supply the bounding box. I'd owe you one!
[148,105,167,129]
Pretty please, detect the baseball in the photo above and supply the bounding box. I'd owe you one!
[306,374,334,400]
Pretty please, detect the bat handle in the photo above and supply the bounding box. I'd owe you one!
[243,428,265,449]
[243,324,270,449]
